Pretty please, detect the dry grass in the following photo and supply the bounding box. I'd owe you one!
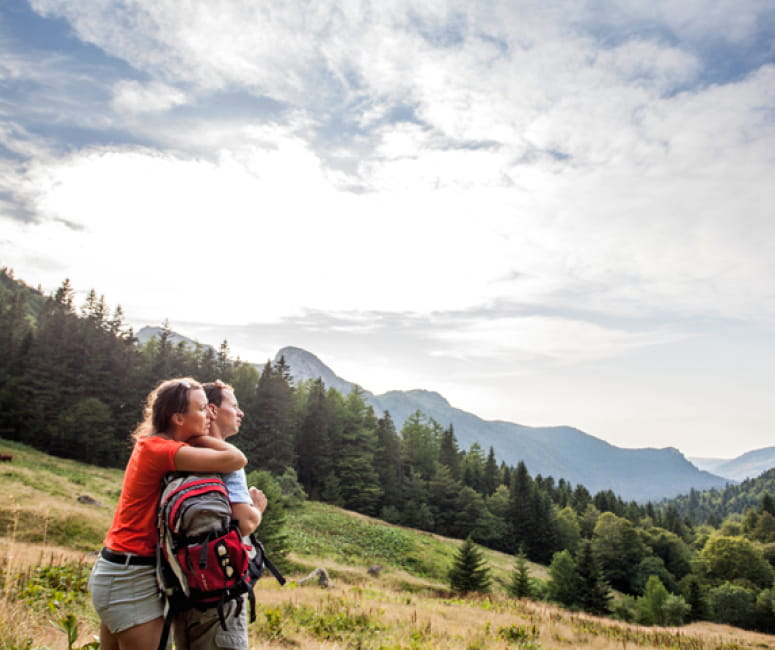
[2,541,774,650]
[245,563,775,650]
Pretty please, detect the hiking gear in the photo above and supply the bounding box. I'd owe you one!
[156,473,284,650]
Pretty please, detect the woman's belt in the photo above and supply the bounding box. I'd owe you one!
[100,547,155,566]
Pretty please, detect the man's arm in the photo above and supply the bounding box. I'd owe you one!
[232,487,267,537]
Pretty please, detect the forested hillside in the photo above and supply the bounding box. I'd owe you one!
[1,267,775,634]
[661,470,775,526]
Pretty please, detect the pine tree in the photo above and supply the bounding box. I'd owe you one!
[508,461,537,556]
[216,339,232,380]
[375,411,403,510]
[462,443,485,493]
[681,574,708,621]
[250,360,296,473]
[448,536,491,595]
[575,539,610,615]
[335,389,382,515]
[428,466,463,537]
[401,411,439,480]
[483,446,500,496]
[296,378,331,499]
[438,424,461,479]
[761,493,775,517]
[508,547,532,598]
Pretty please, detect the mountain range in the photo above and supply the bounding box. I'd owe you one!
[689,447,775,483]
[136,328,767,502]
[273,346,735,502]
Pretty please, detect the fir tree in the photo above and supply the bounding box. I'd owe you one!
[375,411,403,509]
[483,446,500,496]
[335,390,383,515]
[296,378,331,498]
[438,424,461,479]
[251,360,296,473]
[575,539,610,615]
[508,547,532,598]
[448,536,491,595]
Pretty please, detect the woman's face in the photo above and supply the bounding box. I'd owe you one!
[174,388,212,440]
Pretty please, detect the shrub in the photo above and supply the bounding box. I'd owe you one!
[662,593,691,626]
[708,582,757,629]
[547,550,577,607]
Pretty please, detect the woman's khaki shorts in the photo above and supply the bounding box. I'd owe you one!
[88,555,164,633]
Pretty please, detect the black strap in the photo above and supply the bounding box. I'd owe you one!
[263,555,286,585]
[217,599,228,631]
[158,608,174,650]
[249,536,286,586]
[247,584,256,623]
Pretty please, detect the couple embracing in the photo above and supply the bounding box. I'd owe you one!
[88,377,265,650]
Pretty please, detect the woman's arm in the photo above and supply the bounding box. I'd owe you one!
[173,436,246,473]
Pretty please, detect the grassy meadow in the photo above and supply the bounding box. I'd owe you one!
[1,438,773,649]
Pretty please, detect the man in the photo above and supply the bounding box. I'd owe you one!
[173,380,266,650]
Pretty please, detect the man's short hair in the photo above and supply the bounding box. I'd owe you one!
[203,379,234,407]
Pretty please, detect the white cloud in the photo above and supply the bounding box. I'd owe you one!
[111,80,188,114]
[429,315,681,363]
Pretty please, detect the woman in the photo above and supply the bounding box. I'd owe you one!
[88,377,247,650]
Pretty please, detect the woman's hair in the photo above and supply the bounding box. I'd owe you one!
[203,379,234,407]
[132,377,203,439]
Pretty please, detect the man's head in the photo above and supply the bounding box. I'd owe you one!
[203,380,243,440]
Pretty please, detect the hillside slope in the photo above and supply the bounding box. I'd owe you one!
[2,439,773,650]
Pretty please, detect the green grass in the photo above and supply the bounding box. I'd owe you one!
[287,502,453,579]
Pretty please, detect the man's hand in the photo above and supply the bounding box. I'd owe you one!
[249,487,268,513]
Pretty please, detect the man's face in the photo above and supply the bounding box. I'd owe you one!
[212,389,243,439]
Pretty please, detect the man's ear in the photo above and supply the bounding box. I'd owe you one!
[208,404,217,416]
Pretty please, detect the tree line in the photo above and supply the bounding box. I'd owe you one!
[1,268,774,632]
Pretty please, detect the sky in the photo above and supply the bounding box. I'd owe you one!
[1,0,774,459]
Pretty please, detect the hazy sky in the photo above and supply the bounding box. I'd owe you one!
[1,0,774,459]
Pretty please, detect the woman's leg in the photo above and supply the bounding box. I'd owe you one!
[99,621,119,650]
[116,617,165,650]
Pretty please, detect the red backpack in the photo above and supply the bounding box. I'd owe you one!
[156,473,284,650]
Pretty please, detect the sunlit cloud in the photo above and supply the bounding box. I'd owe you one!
[429,315,682,363]
[111,80,189,114]
[2,0,774,456]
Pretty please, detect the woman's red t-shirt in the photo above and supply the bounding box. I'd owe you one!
[104,435,184,557]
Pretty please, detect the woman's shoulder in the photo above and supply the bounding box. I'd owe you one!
[136,434,185,453]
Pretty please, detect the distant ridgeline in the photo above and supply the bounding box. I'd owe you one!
[0,267,772,545]
[274,346,733,503]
